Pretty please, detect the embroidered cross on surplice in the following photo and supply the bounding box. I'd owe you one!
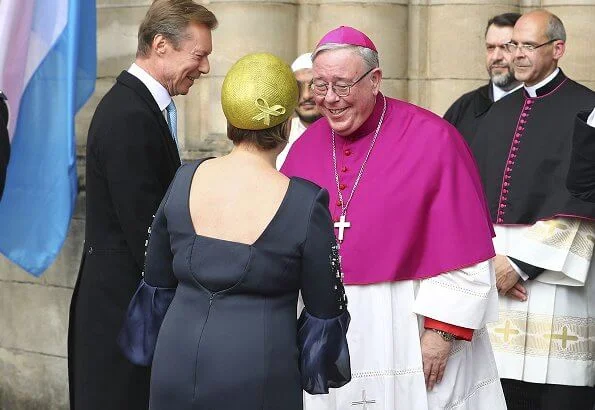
[351,390,376,409]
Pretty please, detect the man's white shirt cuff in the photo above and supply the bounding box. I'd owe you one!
[507,257,529,281]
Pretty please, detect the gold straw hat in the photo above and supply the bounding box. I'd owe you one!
[221,53,299,130]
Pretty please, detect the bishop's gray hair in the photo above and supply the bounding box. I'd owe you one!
[312,43,379,71]
[545,13,566,42]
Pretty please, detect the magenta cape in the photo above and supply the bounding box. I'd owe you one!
[281,94,496,284]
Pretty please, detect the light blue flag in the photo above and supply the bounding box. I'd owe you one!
[0,0,96,276]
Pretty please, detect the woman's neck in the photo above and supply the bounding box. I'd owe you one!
[227,143,279,169]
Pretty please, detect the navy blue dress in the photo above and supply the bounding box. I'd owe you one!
[118,160,351,410]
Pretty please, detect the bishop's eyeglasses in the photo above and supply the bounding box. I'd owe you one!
[503,39,560,54]
[310,67,375,97]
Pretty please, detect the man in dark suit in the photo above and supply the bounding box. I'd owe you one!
[444,13,522,145]
[0,91,9,201]
[68,1,217,409]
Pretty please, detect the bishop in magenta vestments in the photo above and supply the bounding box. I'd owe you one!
[281,26,506,410]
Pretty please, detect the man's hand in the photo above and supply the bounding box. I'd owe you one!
[420,330,452,391]
[494,255,527,301]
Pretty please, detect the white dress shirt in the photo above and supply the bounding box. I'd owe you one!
[128,63,171,118]
[492,83,522,102]
[587,107,595,127]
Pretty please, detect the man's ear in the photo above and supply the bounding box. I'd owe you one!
[552,40,565,62]
[370,68,383,95]
[153,34,168,56]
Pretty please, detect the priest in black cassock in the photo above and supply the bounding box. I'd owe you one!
[567,108,595,202]
[443,13,521,145]
[471,10,595,410]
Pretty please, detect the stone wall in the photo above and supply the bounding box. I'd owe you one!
[1,0,594,408]
[0,196,83,409]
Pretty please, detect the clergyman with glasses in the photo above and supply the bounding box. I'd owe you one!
[281,25,506,410]
[469,10,595,410]
[444,13,522,145]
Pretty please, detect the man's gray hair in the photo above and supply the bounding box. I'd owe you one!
[312,43,379,70]
[136,0,217,58]
[546,14,566,42]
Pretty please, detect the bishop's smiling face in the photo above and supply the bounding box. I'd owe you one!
[312,48,381,137]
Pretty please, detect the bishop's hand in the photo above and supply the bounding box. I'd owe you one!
[420,330,452,391]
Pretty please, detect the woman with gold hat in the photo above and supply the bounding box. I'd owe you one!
[117,53,351,409]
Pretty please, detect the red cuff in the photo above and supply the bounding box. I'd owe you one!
[424,317,473,341]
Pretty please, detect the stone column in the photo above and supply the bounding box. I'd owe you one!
[76,2,150,175]
[305,0,409,100]
[408,0,521,114]
[184,0,299,159]
[520,0,595,91]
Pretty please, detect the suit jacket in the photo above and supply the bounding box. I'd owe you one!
[443,83,493,145]
[68,71,181,410]
[0,93,9,200]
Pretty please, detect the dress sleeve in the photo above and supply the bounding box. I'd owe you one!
[117,172,179,366]
[298,188,351,394]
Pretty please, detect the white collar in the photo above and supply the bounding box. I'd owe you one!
[524,67,560,98]
[128,63,172,111]
[587,107,595,128]
[492,83,523,102]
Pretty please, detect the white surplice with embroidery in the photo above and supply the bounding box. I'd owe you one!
[488,218,595,387]
[303,260,507,410]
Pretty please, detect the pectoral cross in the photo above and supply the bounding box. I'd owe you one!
[334,214,351,242]
[351,390,376,409]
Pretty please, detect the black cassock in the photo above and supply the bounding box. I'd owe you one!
[471,70,595,225]
[471,70,595,408]
[567,110,595,202]
[443,83,493,145]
